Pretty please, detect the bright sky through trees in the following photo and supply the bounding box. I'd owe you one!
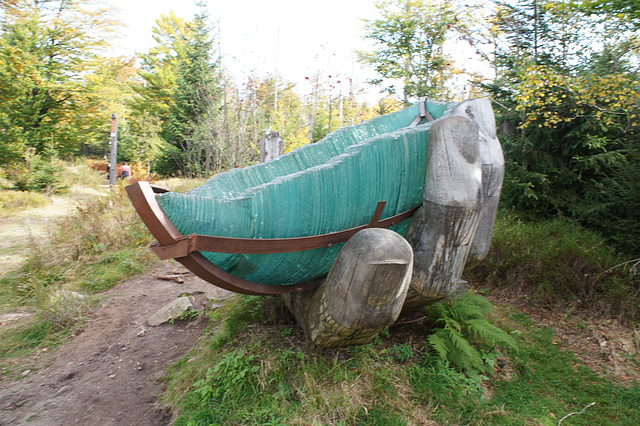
[106,0,381,100]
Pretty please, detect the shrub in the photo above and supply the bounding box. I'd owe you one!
[9,148,68,195]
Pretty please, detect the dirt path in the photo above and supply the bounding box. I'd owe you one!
[0,264,234,425]
[0,197,76,275]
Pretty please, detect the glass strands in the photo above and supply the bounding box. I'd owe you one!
[157,100,457,285]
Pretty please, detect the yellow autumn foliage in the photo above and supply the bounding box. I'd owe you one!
[515,66,640,132]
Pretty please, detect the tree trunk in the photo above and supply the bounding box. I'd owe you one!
[403,115,483,311]
[284,228,413,348]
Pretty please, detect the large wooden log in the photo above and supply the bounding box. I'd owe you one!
[403,115,483,310]
[451,99,504,270]
[284,228,413,348]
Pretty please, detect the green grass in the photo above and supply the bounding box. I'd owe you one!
[5,188,157,297]
[0,176,158,371]
[160,295,639,425]
[0,190,50,214]
[467,210,640,323]
[482,311,640,425]
[0,318,73,359]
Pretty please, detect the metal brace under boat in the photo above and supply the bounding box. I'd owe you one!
[126,181,419,295]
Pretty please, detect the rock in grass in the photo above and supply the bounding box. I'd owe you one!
[147,297,193,326]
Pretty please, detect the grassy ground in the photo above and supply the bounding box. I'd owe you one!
[159,212,639,425]
[1,169,638,424]
[0,170,211,376]
[468,211,640,324]
[0,165,160,372]
[160,295,639,425]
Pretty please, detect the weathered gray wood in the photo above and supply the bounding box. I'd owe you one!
[451,99,504,270]
[109,113,118,186]
[284,228,413,348]
[285,99,503,344]
[403,115,483,310]
[260,131,284,163]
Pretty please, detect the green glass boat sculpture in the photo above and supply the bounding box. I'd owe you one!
[127,99,457,295]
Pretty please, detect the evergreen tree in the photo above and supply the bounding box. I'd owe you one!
[484,0,640,252]
[137,6,221,177]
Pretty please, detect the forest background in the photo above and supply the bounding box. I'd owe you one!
[0,0,638,255]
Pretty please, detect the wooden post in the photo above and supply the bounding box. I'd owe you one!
[450,99,505,270]
[284,228,413,348]
[402,115,483,311]
[109,113,118,186]
[260,131,284,163]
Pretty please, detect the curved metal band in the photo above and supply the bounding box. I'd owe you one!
[126,181,418,295]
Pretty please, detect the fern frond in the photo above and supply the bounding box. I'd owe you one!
[428,333,449,361]
[424,293,517,374]
[447,293,493,321]
[427,302,449,324]
[446,327,483,370]
[465,318,517,350]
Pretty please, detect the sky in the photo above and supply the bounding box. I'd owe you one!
[106,0,382,102]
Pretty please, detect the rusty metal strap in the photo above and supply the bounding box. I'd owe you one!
[409,97,435,126]
[150,202,420,259]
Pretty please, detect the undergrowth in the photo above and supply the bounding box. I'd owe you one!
[424,293,517,376]
[0,179,158,367]
[0,190,50,213]
[467,211,640,323]
[161,295,639,425]
[10,188,156,299]
[7,148,68,195]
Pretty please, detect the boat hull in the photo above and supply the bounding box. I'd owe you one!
[152,100,457,287]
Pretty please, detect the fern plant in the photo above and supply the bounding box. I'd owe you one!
[425,293,516,375]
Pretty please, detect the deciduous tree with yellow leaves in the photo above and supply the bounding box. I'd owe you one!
[484,0,640,252]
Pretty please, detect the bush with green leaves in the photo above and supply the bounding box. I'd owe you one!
[10,148,68,195]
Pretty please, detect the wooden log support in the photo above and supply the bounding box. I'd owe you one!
[284,228,413,348]
[403,115,483,310]
[451,99,505,270]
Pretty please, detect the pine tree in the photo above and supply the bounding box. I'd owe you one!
[158,6,221,177]
[484,0,640,253]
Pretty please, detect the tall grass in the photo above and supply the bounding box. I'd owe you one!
[0,190,50,214]
[0,161,108,215]
[0,182,158,364]
[0,164,212,367]
[12,186,156,297]
[467,211,640,323]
